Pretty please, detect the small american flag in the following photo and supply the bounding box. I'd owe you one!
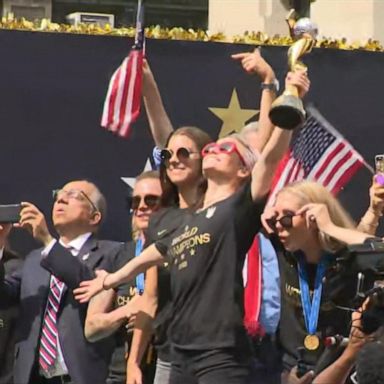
[101,0,145,138]
[269,105,368,202]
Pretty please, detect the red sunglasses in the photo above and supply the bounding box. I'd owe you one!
[201,141,246,166]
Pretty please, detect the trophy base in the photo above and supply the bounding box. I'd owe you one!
[269,95,306,130]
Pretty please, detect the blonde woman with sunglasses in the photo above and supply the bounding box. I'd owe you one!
[260,181,373,382]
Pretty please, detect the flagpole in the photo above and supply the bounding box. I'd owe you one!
[306,104,374,174]
[134,0,145,49]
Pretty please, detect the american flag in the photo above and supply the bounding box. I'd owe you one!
[101,0,145,138]
[268,105,368,203]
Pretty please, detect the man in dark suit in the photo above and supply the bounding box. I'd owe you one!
[0,180,122,384]
[0,223,22,384]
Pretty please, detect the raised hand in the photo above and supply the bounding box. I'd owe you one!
[369,175,384,216]
[296,203,332,232]
[231,48,275,82]
[17,202,53,245]
[0,223,12,248]
[285,70,310,99]
[261,206,278,234]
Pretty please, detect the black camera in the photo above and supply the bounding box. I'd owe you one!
[359,286,384,334]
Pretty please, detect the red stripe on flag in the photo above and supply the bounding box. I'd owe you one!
[314,142,345,180]
[330,159,364,195]
[322,149,352,187]
[118,55,135,132]
[107,67,122,132]
[119,51,143,137]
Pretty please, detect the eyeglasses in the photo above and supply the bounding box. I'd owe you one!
[160,147,200,166]
[266,213,298,231]
[131,194,161,210]
[52,189,98,213]
[201,141,246,166]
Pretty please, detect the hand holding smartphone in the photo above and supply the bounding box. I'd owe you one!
[374,154,384,186]
[0,204,21,223]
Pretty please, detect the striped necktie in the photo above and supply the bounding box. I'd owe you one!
[38,274,65,371]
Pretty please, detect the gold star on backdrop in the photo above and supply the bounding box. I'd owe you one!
[209,89,259,138]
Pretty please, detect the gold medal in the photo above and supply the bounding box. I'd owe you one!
[304,334,320,350]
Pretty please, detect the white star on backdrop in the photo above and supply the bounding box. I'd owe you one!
[121,158,152,189]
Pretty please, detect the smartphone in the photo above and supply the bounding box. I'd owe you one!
[0,204,21,223]
[375,154,384,174]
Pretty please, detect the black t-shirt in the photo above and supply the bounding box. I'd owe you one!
[156,183,266,351]
[276,239,353,371]
[145,206,188,361]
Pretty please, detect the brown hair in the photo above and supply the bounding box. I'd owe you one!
[160,126,212,207]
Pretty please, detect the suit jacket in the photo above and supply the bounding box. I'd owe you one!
[0,235,122,384]
[0,250,22,384]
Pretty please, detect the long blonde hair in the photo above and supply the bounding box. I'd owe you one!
[277,181,355,252]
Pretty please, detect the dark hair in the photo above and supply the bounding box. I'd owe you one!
[356,341,384,383]
[160,126,212,207]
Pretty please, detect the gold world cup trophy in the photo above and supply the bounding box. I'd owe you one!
[269,10,318,130]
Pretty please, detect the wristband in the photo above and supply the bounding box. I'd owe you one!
[261,78,279,93]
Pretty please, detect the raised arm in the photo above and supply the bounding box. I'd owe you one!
[357,176,384,235]
[142,60,174,147]
[297,203,374,245]
[251,71,310,201]
[233,48,277,153]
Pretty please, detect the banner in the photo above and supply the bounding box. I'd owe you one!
[0,30,381,254]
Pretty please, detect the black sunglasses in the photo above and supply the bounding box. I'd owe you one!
[160,147,199,166]
[266,214,297,231]
[131,194,161,210]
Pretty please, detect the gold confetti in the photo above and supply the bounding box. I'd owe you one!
[0,17,382,52]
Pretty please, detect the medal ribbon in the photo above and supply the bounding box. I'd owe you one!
[297,255,327,335]
[135,238,145,294]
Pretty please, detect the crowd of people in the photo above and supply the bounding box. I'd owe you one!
[1,49,384,384]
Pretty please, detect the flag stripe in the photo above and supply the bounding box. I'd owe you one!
[321,146,352,186]
[100,0,145,138]
[269,106,364,201]
[327,156,363,193]
[120,51,143,137]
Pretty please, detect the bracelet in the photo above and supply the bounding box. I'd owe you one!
[260,78,279,93]
[102,273,111,290]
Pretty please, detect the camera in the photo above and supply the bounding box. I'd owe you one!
[360,286,384,334]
